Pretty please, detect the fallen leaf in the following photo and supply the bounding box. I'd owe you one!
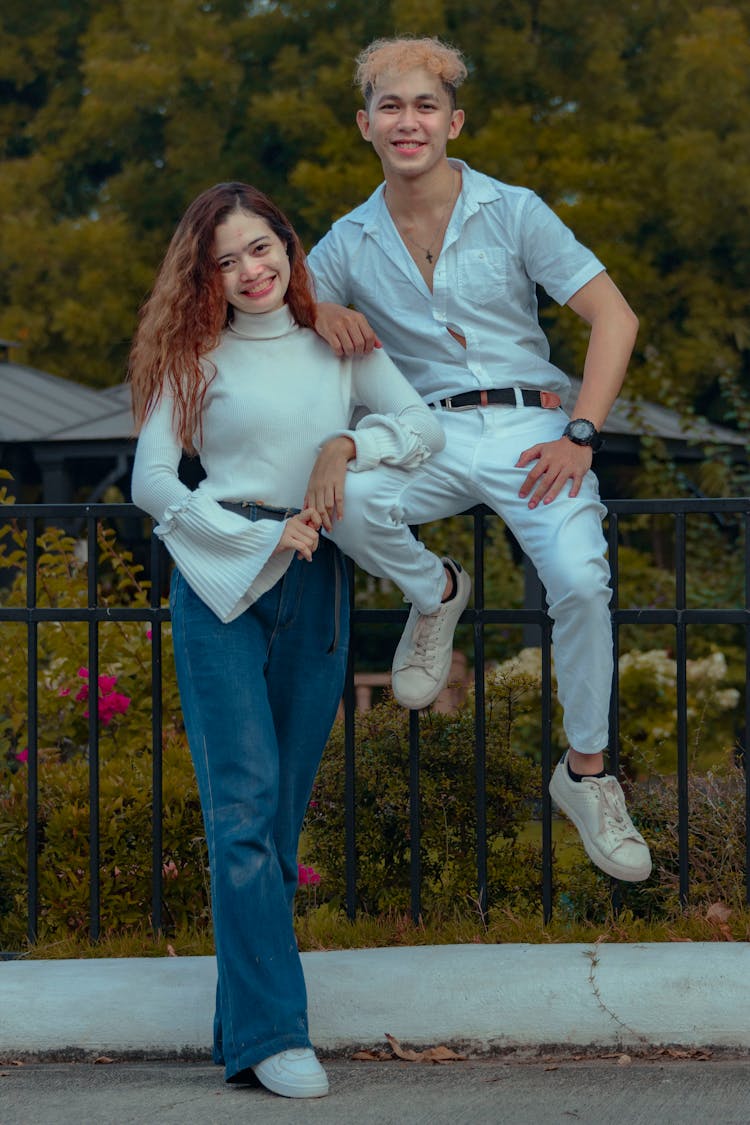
[94,1056,115,1065]
[385,1034,421,1061]
[166,944,177,957]
[384,1034,466,1064]
[617,1054,632,1066]
[706,902,731,925]
[352,1050,390,1061]
[544,1064,559,1072]
[661,1047,713,1061]
[421,1045,467,1064]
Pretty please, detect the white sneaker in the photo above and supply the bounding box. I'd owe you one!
[252,1048,329,1099]
[549,753,652,882]
[391,558,471,710]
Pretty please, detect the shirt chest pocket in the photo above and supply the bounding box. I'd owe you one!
[456,248,509,306]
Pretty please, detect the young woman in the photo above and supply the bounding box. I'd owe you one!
[129,182,447,1099]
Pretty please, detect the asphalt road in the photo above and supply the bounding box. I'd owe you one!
[2,1055,750,1125]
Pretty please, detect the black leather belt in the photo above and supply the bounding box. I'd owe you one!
[435,388,545,410]
[219,500,299,522]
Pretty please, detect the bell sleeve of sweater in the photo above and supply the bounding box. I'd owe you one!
[130,397,291,623]
[336,349,446,472]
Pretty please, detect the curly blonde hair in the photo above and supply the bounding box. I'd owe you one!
[355,36,468,109]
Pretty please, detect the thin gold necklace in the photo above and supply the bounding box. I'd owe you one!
[388,171,460,264]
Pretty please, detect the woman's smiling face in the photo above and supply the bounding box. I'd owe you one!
[214,210,291,315]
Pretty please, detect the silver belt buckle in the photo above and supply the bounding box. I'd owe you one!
[442,395,475,412]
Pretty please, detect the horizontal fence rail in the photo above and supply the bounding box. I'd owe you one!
[0,499,748,947]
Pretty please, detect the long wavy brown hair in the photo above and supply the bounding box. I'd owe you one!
[128,182,317,451]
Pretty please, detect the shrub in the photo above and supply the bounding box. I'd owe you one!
[486,644,742,775]
[0,737,210,945]
[304,685,541,914]
[0,501,209,945]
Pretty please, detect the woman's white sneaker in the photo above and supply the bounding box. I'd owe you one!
[549,753,652,882]
[252,1048,329,1098]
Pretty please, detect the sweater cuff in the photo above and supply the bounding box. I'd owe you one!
[155,493,287,622]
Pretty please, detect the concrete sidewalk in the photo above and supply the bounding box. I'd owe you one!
[2,943,750,1059]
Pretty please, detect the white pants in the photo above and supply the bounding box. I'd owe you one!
[331,406,613,754]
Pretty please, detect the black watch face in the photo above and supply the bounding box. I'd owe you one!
[568,419,596,442]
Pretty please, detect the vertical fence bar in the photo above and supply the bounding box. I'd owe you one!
[343,558,357,919]
[606,513,623,913]
[25,515,39,944]
[674,513,689,906]
[473,511,488,922]
[87,512,101,940]
[150,534,164,934]
[540,614,554,924]
[408,708,421,922]
[745,511,750,908]
[607,513,621,777]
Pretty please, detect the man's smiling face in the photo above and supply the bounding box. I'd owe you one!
[356,66,464,181]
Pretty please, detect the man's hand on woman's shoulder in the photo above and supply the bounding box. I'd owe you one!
[314,302,381,357]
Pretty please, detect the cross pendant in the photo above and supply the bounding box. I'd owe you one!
[426,251,433,263]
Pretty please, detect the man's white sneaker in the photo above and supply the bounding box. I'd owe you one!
[549,753,652,882]
[252,1048,329,1098]
[391,558,471,710]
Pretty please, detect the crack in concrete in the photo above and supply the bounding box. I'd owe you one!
[584,941,649,1045]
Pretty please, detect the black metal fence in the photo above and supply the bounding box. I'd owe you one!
[1,498,748,943]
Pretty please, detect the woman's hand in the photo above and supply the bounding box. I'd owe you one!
[304,436,356,531]
[274,509,322,561]
[314,302,382,357]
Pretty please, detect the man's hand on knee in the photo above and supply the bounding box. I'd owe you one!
[516,438,593,508]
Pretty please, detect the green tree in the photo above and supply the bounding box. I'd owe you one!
[0,0,748,472]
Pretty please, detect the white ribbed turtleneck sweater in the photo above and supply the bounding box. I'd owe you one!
[131,304,444,622]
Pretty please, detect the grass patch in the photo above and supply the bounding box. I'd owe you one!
[11,900,750,960]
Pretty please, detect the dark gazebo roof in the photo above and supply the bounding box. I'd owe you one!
[0,361,128,442]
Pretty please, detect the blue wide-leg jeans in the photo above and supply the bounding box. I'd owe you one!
[169,539,349,1080]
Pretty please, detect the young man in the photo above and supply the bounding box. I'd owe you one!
[306,36,651,882]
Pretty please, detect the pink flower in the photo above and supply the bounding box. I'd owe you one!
[67,667,130,726]
[146,629,152,640]
[97,692,130,726]
[297,864,321,887]
[15,748,29,763]
[58,687,71,697]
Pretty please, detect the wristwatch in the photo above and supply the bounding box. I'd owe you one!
[563,418,603,452]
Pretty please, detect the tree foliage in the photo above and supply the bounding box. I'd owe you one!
[1,0,748,456]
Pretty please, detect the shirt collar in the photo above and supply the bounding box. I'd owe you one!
[356,159,504,235]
